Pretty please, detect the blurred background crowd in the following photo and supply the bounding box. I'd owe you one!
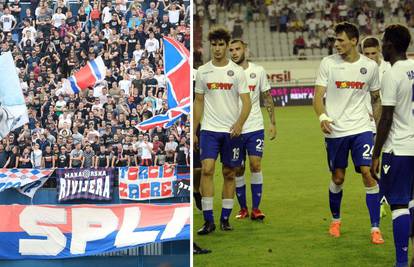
[0,0,191,170]
[194,0,414,63]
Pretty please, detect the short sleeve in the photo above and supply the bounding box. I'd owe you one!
[237,69,249,94]
[194,68,205,94]
[315,57,329,87]
[381,69,398,106]
[369,64,381,92]
[259,67,271,93]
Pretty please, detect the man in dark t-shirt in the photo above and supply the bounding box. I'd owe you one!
[0,144,9,168]
[56,146,70,168]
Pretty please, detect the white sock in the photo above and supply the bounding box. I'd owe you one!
[235,175,245,188]
[201,197,213,211]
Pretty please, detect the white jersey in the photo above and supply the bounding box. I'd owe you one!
[381,59,414,155]
[366,59,392,133]
[241,62,271,133]
[195,60,249,133]
[315,54,380,138]
[0,14,16,32]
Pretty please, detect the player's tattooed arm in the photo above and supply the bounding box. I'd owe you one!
[263,90,276,140]
[370,90,382,127]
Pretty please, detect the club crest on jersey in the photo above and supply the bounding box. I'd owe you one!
[206,82,233,90]
[360,67,367,74]
[250,73,256,79]
[335,81,365,90]
[227,70,234,77]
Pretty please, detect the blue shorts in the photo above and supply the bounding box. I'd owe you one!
[199,130,244,168]
[380,153,414,205]
[325,131,373,173]
[242,129,264,158]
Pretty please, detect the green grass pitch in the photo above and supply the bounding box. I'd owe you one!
[194,105,403,267]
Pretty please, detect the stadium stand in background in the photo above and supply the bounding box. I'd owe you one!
[194,0,414,65]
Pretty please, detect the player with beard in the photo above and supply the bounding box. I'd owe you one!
[229,39,276,220]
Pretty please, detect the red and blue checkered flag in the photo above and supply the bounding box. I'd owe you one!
[137,37,190,131]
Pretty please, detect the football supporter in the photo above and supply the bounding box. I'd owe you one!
[229,39,276,221]
[194,26,251,234]
[371,24,414,267]
[313,22,383,244]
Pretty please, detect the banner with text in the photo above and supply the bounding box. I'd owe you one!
[269,86,315,106]
[118,166,178,201]
[57,168,114,202]
[0,203,190,259]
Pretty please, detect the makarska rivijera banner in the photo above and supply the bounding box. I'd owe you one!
[0,203,190,259]
[57,168,114,202]
[119,166,176,201]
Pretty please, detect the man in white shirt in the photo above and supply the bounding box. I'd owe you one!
[371,24,414,267]
[194,26,251,234]
[164,2,184,25]
[145,31,160,56]
[22,18,37,40]
[102,1,113,24]
[133,43,145,63]
[52,7,66,28]
[229,39,276,221]
[0,8,16,33]
[165,134,178,157]
[313,22,383,244]
[119,73,132,96]
[139,135,153,166]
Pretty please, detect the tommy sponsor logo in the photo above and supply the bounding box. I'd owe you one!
[249,85,256,91]
[207,82,233,90]
[335,81,365,90]
[383,165,390,174]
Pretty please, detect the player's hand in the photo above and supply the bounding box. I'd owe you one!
[230,122,242,138]
[268,124,276,140]
[320,120,334,134]
[193,133,199,151]
[370,157,380,180]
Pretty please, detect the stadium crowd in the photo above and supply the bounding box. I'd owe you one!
[0,0,191,171]
[195,0,414,57]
